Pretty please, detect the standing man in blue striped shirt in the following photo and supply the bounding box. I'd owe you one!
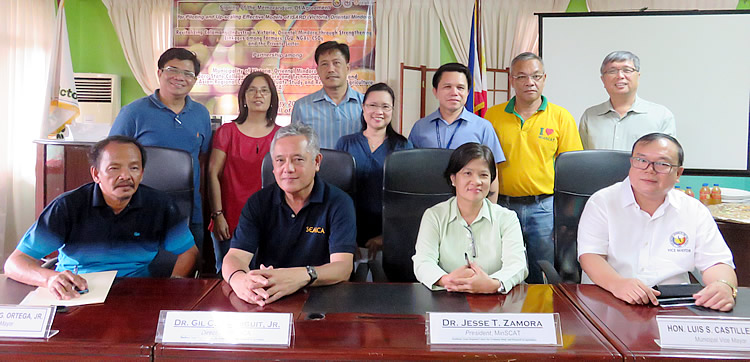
[291,41,364,149]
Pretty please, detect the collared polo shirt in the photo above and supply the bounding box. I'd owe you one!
[579,96,676,151]
[577,177,735,286]
[109,90,212,224]
[412,197,528,292]
[230,175,357,268]
[485,96,583,197]
[408,108,506,163]
[17,183,195,277]
[290,86,364,149]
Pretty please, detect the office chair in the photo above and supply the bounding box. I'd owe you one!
[540,149,630,284]
[382,148,454,282]
[41,146,194,277]
[141,146,194,277]
[261,148,356,196]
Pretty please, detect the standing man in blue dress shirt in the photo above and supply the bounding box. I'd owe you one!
[109,48,212,257]
[408,63,505,202]
[291,41,364,149]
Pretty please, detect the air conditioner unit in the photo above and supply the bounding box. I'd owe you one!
[73,73,121,124]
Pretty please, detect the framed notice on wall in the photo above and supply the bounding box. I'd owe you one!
[173,0,376,118]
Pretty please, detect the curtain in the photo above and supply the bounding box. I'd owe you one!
[433,0,568,70]
[375,0,442,131]
[101,0,172,95]
[587,0,738,11]
[0,0,56,267]
[433,0,474,66]
[480,0,569,70]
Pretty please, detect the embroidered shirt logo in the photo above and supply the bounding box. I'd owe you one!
[538,127,555,141]
[669,231,688,247]
[306,226,326,234]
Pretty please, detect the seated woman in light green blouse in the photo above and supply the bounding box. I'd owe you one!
[412,143,528,293]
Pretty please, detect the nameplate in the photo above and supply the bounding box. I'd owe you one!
[0,305,57,338]
[656,315,750,351]
[426,312,561,345]
[156,311,292,346]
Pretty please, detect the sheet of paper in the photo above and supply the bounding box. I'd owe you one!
[19,270,117,307]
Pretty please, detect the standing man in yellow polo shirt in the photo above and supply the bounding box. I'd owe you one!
[485,52,583,284]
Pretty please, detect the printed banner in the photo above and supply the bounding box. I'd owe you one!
[173,0,376,118]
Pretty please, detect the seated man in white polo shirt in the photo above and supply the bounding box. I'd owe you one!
[577,133,737,311]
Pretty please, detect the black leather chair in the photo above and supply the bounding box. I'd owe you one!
[382,149,454,282]
[141,146,194,277]
[261,148,356,196]
[540,149,631,283]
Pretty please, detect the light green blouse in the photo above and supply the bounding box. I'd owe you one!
[412,197,528,292]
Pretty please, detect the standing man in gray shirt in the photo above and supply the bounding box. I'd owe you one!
[579,51,676,151]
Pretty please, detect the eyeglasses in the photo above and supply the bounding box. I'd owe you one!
[464,225,477,258]
[511,73,545,82]
[161,66,196,80]
[602,67,638,76]
[630,157,678,174]
[247,87,272,96]
[364,103,393,112]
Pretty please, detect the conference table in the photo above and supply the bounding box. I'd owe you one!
[560,284,750,360]
[0,276,218,360]
[154,282,621,360]
[3,276,748,360]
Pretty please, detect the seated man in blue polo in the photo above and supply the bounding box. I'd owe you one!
[407,62,505,202]
[4,136,199,300]
[222,123,356,306]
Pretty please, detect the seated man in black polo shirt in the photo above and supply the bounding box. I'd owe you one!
[222,123,356,306]
[4,136,199,300]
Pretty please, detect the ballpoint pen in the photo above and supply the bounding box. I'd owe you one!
[73,265,89,294]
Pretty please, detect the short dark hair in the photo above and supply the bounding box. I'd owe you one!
[314,41,350,64]
[158,48,201,76]
[233,71,278,127]
[443,143,497,195]
[89,135,147,169]
[631,132,684,166]
[432,63,472,90]
[511,52,544,72]
[359,82,408,152]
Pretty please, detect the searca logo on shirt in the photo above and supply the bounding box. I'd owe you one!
[306,226,326,234]
[538,127,556,141]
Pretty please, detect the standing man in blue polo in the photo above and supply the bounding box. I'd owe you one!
[408,62,505,201]
[109,48,212,255]
[222,123,356,306]
[291,41,364,149]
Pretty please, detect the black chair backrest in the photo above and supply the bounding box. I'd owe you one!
[261,148,356,196]
[553,150,631,283]
[141,146,193,277]
[141,146,194,222]
[382,148,454,282]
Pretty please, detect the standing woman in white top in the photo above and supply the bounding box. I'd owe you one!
[412,143,527,293]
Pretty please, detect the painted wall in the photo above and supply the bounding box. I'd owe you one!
[64,0,145,106]
[64,0,749,190]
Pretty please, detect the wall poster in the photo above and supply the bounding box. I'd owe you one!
[173,0,376,121]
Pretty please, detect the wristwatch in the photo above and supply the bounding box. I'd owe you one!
[305,266,318,286]
[717,279,737,299]
[497,280,506,294]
